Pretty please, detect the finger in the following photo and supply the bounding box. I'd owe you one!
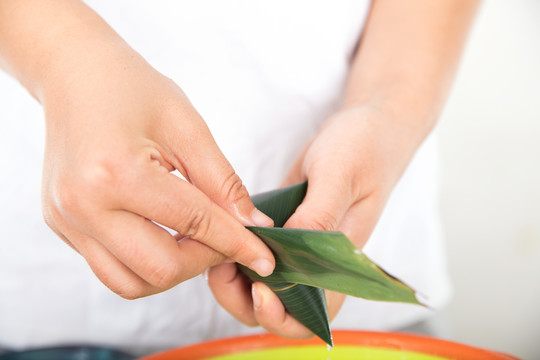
[115,167,275,277]
[162,115,273,227]
[252,282,313,339]
[42,205,81,253]
[80,240,159,299]
[284,165,356,232]
[43,204,154,297]
[45,222,80,253]
[58,225,159,299]
[207,263,257,326]
[190,159,274,227]
[83,209,229,292]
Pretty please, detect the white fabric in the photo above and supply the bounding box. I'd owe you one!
[0,0,450,354]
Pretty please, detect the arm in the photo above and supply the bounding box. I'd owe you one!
[208,0,479,338]
[0,0,275,298]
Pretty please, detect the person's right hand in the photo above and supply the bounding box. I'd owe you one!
[38,32,274,299]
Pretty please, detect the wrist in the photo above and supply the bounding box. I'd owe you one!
[341,89,438,151]
[326,100,433,190]
[38,34,137,105]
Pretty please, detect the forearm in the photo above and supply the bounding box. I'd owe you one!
[344,0,479,145]
[0,0,136,102]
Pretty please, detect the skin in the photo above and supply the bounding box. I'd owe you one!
[0,0,275,299]
[208,0,480,339]
[0,0,479,340]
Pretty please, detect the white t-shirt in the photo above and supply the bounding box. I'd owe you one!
[0,0,451,355]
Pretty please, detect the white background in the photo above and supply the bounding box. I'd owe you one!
[437,1,540,358]
[0,1,538,358]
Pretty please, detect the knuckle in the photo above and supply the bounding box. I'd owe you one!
[181,206,212,240]
[51,162,119,218]
[41,202,60,230]
[209,250,227,268]
[46,157,124,218]
[93,266,152,300]
[79,157,122,195]
[69,146,158,203]
[220,171,250,205]
[147,261,181,289]
[118,292,139,301]
[115,283,148,300]
[53,179,85,215]
[303,207,340,232]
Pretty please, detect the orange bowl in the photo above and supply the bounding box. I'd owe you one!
[141,330,519,360]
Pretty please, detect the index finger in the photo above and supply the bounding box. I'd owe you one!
[115,167,275,278]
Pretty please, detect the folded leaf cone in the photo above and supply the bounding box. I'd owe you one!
[241,182,332,346]
[240,182,422,346]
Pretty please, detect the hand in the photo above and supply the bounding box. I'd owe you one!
[40,38,275,299]
[208,104,423,337]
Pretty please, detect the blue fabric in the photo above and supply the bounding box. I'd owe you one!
[0,346,135,360]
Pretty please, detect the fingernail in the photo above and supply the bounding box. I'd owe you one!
[252,285,262,310]
[251,208,273,227]
[250,258,274,277]
[203,268,209,281]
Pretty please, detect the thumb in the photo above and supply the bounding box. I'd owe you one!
[284,167,354,232]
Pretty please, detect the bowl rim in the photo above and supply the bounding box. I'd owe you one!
[141,330,519,360]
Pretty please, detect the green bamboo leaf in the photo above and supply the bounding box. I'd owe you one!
[249,181,308,228]
[240,182,422,346]
[263,281,331,348]
[242,182,333,345]
[244,227,420,304]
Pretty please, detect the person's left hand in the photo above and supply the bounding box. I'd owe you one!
[207,104,425,338]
